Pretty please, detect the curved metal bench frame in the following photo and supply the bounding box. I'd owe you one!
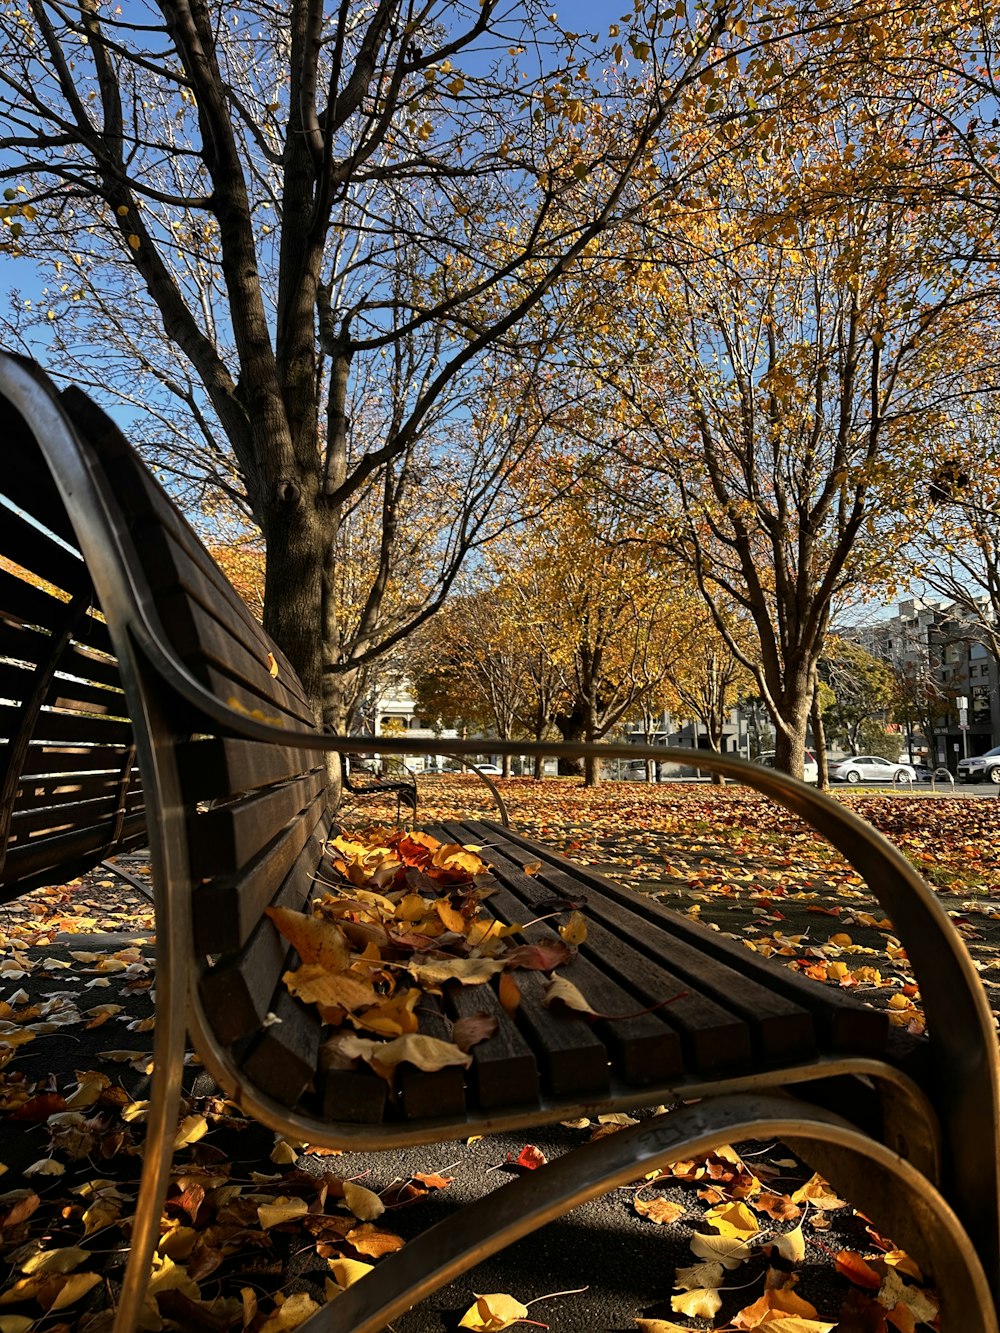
[2,354,998,1332]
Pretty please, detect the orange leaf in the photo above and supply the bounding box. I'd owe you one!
[835,1250,882,1289]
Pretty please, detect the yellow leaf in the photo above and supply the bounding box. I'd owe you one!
[283,965,378,1012]
[82,1195,122,1236]
[127,233,140,250]
[20,1246,89,1275]
[352,986,421,1037]
[259,1291,321,1331]
[23,1159,65,1177]
[345,1222,405,1257]
[0,1316,34,1333]
[270,1139,299,1165]
[790,1173,845,1210]
[458,1293,530,1330]
[49,1271,103,1310]
[705,1200,759,1238]
[265,906,351,972]
[266,652,279,677]
[343,1180,385,1221]
[543,974,594,1015]
[559,910,588,945]
[673,1261,724,1291]
[671,1286,723,1318]
[407,957,504,987]
[326,1032,473,1075]
[774,1223,806,1262]
[257,1196,309,1229]
[174,1114,208,1148]
[635,1322,690,1332]
[689,1232,752,1268]
[328,1257,374,1289]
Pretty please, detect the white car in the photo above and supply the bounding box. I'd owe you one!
[828,755,916,785]
[956,746,1000,784]
[472,763,504,776]
[757,750,819,783]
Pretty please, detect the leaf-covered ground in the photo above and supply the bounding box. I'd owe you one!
[1,781,997,1331]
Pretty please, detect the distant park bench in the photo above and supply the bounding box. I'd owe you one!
[1,351,998,1332]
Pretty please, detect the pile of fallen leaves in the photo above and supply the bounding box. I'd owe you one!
[267,829,584,1087]
[620,1140,939,1333]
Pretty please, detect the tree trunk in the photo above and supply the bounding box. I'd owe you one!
[554,707,585,777]
[810,693,828,789]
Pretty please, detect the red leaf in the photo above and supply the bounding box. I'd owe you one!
[515,1144,547,1170]
[504,940,572,971]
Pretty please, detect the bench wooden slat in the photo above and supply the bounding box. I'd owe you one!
[0,505,90,596]
[19,745,135,777]
[176,736,319,803]
[434,825,683,1085]
[447,981,540,1109]
[192,793,328,954]
[0,661,126,721]
[15,773,130,807]
[459,828,753,1076]
[0,702,133,747]
[152,587,317,729]
[0,811,146,898]
[198,824,328,1044]
[398,995,467,1120]
[129,516,313,715]
[0,621,126,692]
[530,861,817,1065]
[187,769,326,878]
[240,986,321,1109]
[8,793,142,839]
[2,435,79,546]
[476,821,891,1056]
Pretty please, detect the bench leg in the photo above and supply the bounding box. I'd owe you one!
[297,1094,998,1333]
[111,970,188,1333]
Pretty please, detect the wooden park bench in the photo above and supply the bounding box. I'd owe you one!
[1,350,998,1332]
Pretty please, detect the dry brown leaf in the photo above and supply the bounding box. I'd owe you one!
[451,1014,498,1051]
[346,1222,405,1258]
[633,1195,686,1225]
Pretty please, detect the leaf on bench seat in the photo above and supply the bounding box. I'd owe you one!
[265,906,350,973]
[325,1031,472,1081]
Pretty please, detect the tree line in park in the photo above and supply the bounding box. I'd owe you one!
[3,0,1000,785]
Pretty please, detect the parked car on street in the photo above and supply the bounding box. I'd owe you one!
[472,762,504,776]
[828,754,916,784]
[756,749,819,783]
[957,746,1000,784]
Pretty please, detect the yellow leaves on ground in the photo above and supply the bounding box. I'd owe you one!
[705,1198,760,1238]
[342,1181,384,1221]
[458,1293,530,1330]
[689,1230,753,1268]
[790,1173,845,1210]
[257,1196,309,1230]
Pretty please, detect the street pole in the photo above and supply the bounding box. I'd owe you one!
[956,695,969,759]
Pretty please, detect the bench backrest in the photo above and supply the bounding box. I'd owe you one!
[0,367,145,898]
